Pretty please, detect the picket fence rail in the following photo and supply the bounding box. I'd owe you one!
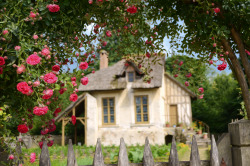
[39,135,225,166]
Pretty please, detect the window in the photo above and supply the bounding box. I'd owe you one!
[102,98,115,125]
[135,96,149,123]
[128,72,134,82]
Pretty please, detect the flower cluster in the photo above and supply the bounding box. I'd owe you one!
[33,106,49,116]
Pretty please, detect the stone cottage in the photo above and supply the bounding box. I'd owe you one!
[55,50,196,146]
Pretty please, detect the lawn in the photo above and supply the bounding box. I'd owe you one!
[22,143,208,165]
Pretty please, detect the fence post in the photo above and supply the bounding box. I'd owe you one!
[143,137,154,166]
[67,139,78,166]
[118,138,129,166]
[169,137,179,166]
[210,135,219,166]
[39,141,51,166]
[190,136,201,166]
[93,138,105,166]
[15,142,23,165]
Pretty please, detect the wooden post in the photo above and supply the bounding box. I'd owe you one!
[62,119,65,146]
[143,137,154,166]
[67,139,78,166]
[75,123,77,144]
[39,141,51,166]
[190,136,201,166]
[93,138,105,166]
[169,137,179,166]
[118,138,129,166]
[210,135,220,166]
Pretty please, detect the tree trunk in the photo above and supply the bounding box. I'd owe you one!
[222,38,250,119]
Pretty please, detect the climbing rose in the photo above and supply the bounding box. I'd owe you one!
[47,140,54,147]
[33,106,48,116]
[52,65,60,72]
[127,6,137,14]
[69,93,78,102]
[0,57,5,65]
[59,88,66,94]
[72,115,76,125]
[179,61,183,66]
[8,154,14,160]
[2,30,8,35]
[102,41,107,46]
[89,0,93,4]
[29,11,36,18]
[41,48,50,56]
[30,153,36,163]
[33,80,40,87]
[209,60,213,64]
[39,141,43,149]
[53,108,61,117]
[217,62,227,71]
[17,82,31,95]
[41,128,49,135]
[198,87,204,94]
[42,89,53,99]
[17,124,29,133]
[33,35,38,40]
[15,46,21,51]
[146,52,151,58]
[79,62,88,70]
[213,7,220,13]
[26,54,41,65]
[245,50,250,56]
[17,65,26,74]
[186,73,192,78]
[199,94,204,99]
[213,43,216,47]
[44,72,58,84]
[106,30,112,37]
[185,81,189,87]
[81,77,89,85]
[174,74,178,78]
[71,77,76,81]
[47,4,60,12]
[0,67,2,74]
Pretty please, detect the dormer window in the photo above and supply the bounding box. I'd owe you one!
[128,72,134,82]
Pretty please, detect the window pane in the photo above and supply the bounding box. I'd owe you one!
[142,96,147,104]
[136,106,141,113]
[137,114,141,122]
[143,105,147,113]
[104,116,108,123]
[103,99,107,106]
[135,97,141,105]
[110,115,114,123]
[104,107,108,115]
[143,114,148,121]
[128,72,134,82]
[110,107,114,114]
[109,99,114,107]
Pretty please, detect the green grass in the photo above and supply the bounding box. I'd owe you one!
[22,143,194,165]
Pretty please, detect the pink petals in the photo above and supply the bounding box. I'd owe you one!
[47,4,60,12]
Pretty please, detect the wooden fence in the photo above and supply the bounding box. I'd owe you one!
[39,135,224,166]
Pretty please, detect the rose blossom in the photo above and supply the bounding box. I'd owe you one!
[15,46,21,51]
[0,57,5,65]
[213,7,220,13]
[3,30,8,35]
[47,140,54,147]
[39,141,43,149]
[29,11,36,18]
[33,35,38,40]
[69,93,78,102]
[30,153,36,163]
[41,128,49,135]
[16,64,26,74]
[26,54,41,65]
[44,72,58,84]
[47,4,60,12]
[79,62,88,70]
[146,52,150,58]
[198,87,204,94]
[71,115,76,125]
[41,48,50,56]
[185,81,189,87]
[186,73,192,78]
[33,80,40,87]
[209,60,213,64]
[42,89,53,99]
[17,124,29,133]
[127,6,137,14]
[89,0,93,4]
[106,30,112,37]
[17,82,30,95]
[81,77,89,85]
[179,61,183,66]
[217,62,227,71]
[71,77,76,81]
[8,154,14,160]
[33,106,49,116]
[52,65,60,72]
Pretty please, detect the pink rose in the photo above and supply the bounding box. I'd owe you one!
[44,72,58,84]
[33,35,38,40]
[81,77,89,85]
[71,115,76,125]
[217,62,227,71]
[209,60,213,64]
[199,94,204,99]
[69,93,78,102]
[33,80,40,87]
[71,77,76,81]
[8,154,14,160]
[179,61,183,66]
[186,73,192,78]
[17,124,29,133]
[47,140,54,147]
[41,128,49,135]
[16,64,26,74]
[89,0,93,4]
[47,4,60,12]
[33,106,48,116]
[127,6,137,14]
[41,48,50,56]
[17,82,30,95]
[198,87,204,94]
[102,41,107,46]
[174,74,178,78]
[29,11,36,18]
[30,153,36,163]
[185,81,189,87]
[26,54,41,65]
[42,89,53,99]
[0,57,5,65]
[15,46,21,51]
[213,43,217,47]
[106,30,112,37]
[79,62,88,70]
[52,65,60,72]
[213,8,220,13]
[146,52,150,58]
[3,30,8,35]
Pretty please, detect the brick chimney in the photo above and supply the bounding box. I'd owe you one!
[100,50,109,70]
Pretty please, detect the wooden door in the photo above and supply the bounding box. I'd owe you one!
[169,105,178,126]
